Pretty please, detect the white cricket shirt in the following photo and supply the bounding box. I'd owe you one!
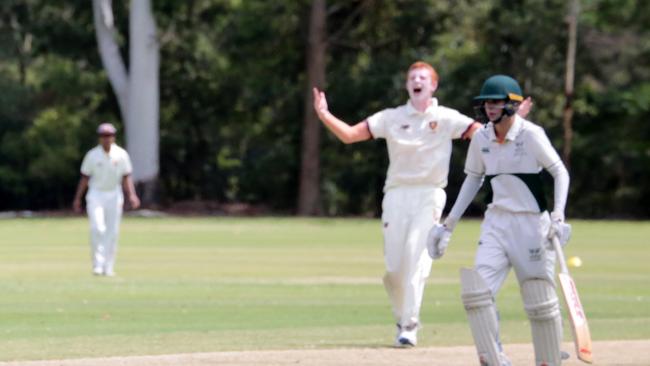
[367,98,474,191]
[80,144,133,191]
[464,115,563,213]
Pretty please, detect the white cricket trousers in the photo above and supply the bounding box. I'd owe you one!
[86,188,124,273]
[475,207,555,296]
[381,186,446,327]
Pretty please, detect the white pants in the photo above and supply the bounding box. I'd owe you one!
[86,188,124,273]
[475,207,555,297]
[381,186,446,327]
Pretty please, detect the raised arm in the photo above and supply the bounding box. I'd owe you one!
[312,87,372,144]
[517,97,533,119]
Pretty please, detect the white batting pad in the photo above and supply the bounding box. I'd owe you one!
[460,268,509,366]
[521,279,563,366]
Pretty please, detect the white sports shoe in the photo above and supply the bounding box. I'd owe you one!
[92,267,103,276]
[396,323,418,347]
[394,324,401,344]
[393,324,404,347]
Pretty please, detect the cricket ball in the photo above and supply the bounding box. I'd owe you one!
[568,256,582,268]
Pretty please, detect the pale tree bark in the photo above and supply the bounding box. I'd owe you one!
[92,0,129,119]
[127,0,160,204]
[92,0,160,205]
[562,0,579,169]
[297,0,327,216]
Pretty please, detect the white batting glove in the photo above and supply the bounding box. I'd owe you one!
[427,223,452,260]
[547,211,571,249]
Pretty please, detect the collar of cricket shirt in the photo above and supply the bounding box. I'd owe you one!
[488,115,524,143]
[100,143,117,156]
[406,97,439,116]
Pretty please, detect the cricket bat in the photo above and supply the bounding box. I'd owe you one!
[552,236,594,363]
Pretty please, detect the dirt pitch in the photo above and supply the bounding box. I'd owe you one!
[1,340,648,366]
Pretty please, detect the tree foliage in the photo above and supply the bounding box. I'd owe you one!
[0,0,648,217]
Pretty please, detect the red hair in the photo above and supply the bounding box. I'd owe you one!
[407,61,439,83]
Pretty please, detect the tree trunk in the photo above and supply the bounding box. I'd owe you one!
[92,0,129,120]
[562,0,579,169]
[128,0,160,205]
[297,0,327,216]
[92,0,160,206]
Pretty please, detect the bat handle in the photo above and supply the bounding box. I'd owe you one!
[552,235,570,275]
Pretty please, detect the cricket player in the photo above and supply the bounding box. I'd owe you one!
[427,75,571,365]
[73,123,140,276]
[312,62,531,347]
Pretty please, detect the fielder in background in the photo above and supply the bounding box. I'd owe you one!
[73,123,140,277]
[427,75,571,365]
[313,62,530,347]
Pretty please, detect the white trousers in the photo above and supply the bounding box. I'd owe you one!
[381,186,446,327]
[86,188,124,273]
[475,207,555,296]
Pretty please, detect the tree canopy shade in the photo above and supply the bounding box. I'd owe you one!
[0,0,649,218]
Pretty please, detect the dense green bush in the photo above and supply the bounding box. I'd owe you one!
[0,0,648,217]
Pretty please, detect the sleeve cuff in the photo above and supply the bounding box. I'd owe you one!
[460,122,482,140]
[464,169,483,178]
[364,120,375,139]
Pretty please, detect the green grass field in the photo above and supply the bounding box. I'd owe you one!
[1,217,649,361]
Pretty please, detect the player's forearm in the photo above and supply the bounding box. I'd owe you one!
[317,111,368,144]
[445,174,483,229]
[73,176,89,201]
[547,162,570,219]
[122,175,137,198]
[460,121,483,140]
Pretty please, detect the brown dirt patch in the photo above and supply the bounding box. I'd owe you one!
[1,340,648,366]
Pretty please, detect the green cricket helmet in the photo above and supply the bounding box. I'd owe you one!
[474,75,524,123]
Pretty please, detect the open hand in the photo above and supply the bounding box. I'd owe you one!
[517,96,533,118]
[129,194,141,210]
[312,87,329,116]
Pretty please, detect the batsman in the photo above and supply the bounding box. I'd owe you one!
[427,75,571,365]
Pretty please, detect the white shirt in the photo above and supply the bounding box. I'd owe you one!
[80,144,133,191]
[367,98,474,191]
[464,115,563,213]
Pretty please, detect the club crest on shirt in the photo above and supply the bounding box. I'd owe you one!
[428,121,438,131]
[514,141,526,157]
